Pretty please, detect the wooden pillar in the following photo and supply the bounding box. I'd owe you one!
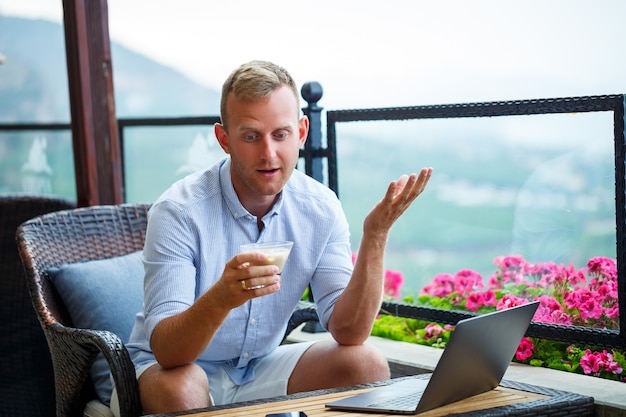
[63,0,123,206]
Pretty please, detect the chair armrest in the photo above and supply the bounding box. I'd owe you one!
[283,301,319,341]
[47,323,142,417]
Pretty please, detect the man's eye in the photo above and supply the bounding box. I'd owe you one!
[244,134,257,141]
[274,131,288,139]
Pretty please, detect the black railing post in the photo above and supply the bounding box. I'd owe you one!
[301,82,324,184]
[301,82,328,333]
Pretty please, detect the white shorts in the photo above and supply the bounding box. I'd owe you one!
[110,341,315,417]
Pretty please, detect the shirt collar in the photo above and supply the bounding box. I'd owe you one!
[219,157,285,221]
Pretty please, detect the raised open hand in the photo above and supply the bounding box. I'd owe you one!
[363,167,433,237]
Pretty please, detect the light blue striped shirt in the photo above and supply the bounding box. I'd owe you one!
[126,157,353,384]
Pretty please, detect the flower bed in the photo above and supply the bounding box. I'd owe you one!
[372,255,625,383]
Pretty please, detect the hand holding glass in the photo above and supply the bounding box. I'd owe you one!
[239,241,294,289]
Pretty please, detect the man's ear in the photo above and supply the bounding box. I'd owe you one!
[298,116,309,147]
[214,123,230,154]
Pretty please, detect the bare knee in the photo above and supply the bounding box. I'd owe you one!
[341,344,390,382]
[289,341,389,394]
[139,363,210,414]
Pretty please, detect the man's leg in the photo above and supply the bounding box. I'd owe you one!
[287,340,390,394]
[138,362,210,415]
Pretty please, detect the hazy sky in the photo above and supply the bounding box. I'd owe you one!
[1,0,625,110]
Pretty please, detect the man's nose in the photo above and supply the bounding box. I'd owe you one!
[260,136,277,159]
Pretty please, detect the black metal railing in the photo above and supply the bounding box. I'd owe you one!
[1,88,625,349]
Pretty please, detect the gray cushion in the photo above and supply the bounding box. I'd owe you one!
[47,251,144,406]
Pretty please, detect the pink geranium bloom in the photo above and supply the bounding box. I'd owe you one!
[420,273,455,297]
[609,362,623,375]
[465,290,498,312]
[550,310,573,325]
[453,269,483,293]
[481,290,497,306]
[496,294,527,310]
[487,273,502,289]
[594,350,623,375]
[515,337,535,361]
[494,255,525,270]
[604,303,619,319]
[384,269,404,298]
[537,295,562,312]
[525,261,558,280]
[424,323,444,339]
[587,256,617,281]
[465,292,484,312]
[590,279,618,305]
[579,299,603,320]
[580,349,601,374]
[500,270,518,285]
[564,287,594,310]
[533,295,572,324]
[562,264,587,286]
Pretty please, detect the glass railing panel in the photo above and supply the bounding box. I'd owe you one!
[337,112,615,294]
[122,125,223,203]
[0,128,76,200]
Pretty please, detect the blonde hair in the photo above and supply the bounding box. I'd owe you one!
[219,60,300,129]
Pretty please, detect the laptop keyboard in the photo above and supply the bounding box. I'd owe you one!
[368,389,424,409]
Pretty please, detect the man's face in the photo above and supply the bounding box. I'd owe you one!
[215,85,308,208]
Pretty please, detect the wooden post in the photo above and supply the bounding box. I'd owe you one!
[63,0,123,206]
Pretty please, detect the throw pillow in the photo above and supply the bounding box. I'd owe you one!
[47,251,144,406]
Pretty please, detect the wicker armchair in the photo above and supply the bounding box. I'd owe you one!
[16,203,319,417]
[0,194,75,417]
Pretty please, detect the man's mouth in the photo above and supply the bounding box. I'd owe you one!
[258,168,279,175]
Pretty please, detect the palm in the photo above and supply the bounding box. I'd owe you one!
[364,168,432,235]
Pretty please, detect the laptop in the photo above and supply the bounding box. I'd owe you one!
[325,301,539,415]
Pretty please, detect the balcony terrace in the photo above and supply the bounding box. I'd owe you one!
[1,1,625,416]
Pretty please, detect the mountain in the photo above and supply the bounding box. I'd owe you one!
[0,15,220,122]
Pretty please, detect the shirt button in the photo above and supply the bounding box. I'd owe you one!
[243,352,249,359]
[250,319,257,325]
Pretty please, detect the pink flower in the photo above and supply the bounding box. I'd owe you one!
[564,287,594,310]
[496,294,527,310]
[515,337,535,361]
[580,349,601,374]
[587,257,617,281]
[465,290,497,312]
[579,298,603,320]
[605,303,619,319]
[532,295,574,324]
[453,269,483,294]
[580,349,624,376]
[596,350,623,375]
[424,323,444,339]
[481,290,497,306]
[420,273,455,297]
[549,310,573,325]
[465,292,484,312]
[486,276,499,289]
[494,255,525,270]
[384,269,404,298]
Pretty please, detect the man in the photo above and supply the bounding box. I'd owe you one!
[123,60,432,415]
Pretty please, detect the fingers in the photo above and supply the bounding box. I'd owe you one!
[239,271,280,291]
[386,168,432,205]
[364,167,433,235]
[228,254,281,297]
